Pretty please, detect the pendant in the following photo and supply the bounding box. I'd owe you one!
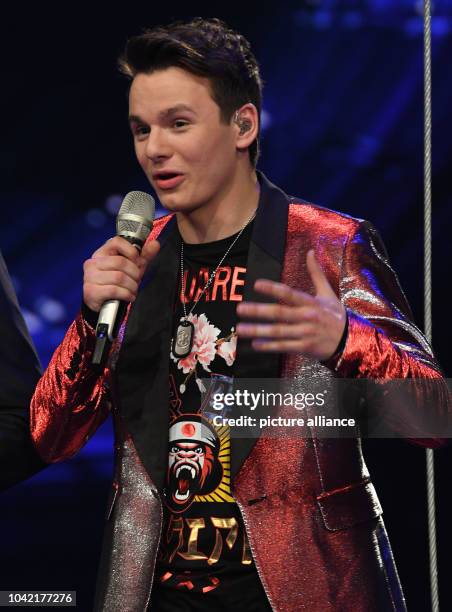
[172,319,195,359]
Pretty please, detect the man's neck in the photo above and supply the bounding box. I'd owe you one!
[176,168,260,244]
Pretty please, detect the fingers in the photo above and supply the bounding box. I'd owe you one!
[84,267,140,294]
[252,251,336,303]
[236,322,313,339]
[236,282,318,343]
[83,258,140,311]
[237,301,316,323]
[141,239,160,264]
[84,283,138,309]
[86,255,143,282]
[236,267,345,359]
[93,236,141,260]
[83,236,160,312]
[306,249,335,297]
[251,339,311,353]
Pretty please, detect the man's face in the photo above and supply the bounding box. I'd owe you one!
[128,67,239,214]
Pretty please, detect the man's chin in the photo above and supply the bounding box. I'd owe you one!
[158,197,199,215]
[161,203,195,214]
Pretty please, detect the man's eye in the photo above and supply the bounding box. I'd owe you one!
[173,119,189,129]
[133,125,149,137]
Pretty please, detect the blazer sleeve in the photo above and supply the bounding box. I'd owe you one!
[29,217,173,464]
[328,220,451,445]
[30,312,112,463]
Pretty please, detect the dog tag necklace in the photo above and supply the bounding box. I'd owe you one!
[172,210,257,359]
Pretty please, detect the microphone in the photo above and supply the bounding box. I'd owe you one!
[92,191,156,367]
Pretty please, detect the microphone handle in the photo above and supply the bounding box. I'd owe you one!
[91,236,143,368]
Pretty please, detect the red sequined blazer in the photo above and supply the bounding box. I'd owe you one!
[30,173,450,611]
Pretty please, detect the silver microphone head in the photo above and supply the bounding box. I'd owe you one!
[116,191,156,244]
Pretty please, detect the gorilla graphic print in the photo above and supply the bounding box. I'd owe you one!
[166,415,223,513]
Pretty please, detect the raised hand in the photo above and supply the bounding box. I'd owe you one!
[236,249,346,361]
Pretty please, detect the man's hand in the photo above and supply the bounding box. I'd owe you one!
[83,237,160,312]
[236,250,346,361]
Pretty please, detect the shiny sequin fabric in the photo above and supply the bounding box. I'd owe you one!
[30,174,450,611]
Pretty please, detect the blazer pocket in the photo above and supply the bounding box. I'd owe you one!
[316,478,382,532]
[105,481,119,521]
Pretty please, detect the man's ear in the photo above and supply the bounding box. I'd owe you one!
[233,103,259,151]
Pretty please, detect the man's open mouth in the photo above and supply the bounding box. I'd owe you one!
[153,172,185,190]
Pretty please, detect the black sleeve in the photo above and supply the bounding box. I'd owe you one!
[0,251,47,490]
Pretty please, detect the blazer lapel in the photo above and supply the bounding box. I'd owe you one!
[231,172,289,480]
[115,216,178,492]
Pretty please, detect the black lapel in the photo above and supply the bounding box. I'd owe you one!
[230,172,289,480]
[115,216,178,492]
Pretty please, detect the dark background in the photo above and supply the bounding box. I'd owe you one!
[1,1,451,610]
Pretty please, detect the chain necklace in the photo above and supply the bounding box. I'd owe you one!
[172,209,257,359]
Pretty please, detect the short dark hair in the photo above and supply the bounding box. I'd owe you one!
[118,17,263,167]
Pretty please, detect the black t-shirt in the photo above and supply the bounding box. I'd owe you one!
[151,222,272,611]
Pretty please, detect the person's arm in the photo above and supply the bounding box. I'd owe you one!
[237,220,450,444]
[30,236,160,463]
[0,252,46,490]
[331,220,442,378]
[29,312,112,463]
[324,220,450,444]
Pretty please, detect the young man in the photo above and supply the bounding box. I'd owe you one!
[30,18,449,612]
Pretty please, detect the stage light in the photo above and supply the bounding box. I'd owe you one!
[34,296,66,323]
[104,194,123,215]
[22,309,44,334]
